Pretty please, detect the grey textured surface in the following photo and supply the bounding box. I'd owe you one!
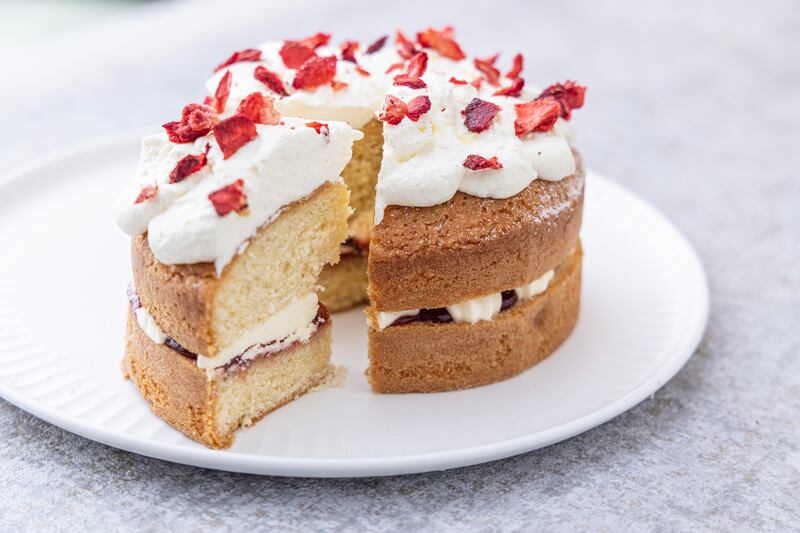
[1,0,798,530]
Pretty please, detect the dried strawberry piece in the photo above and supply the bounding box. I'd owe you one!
[464,155,503,170]
[208,179,247,216]
[377,95,408,125]
[395,31,418,59]
[215,48,261,72]
[406,52,428,78]
[449,77,468,85]
[493,77,525,97]
[355,66,371,76]
[340,41,359,63]
[280,41,317,69]
[253,65,289,96]
[471,77,483,89]
[305,121,329,135]
[213,115,258,159]
[506,53,523,79]
[203,95,215,107]
[162,103,219,143]
[297,32,331,49]
[393,75,426,89]
[514,97,561,136]
[212,71,232,113]
[366,35,388,54]
[538,80,586,119]
[474,54,501,86]
[134,183,158,204]
[331,79,349,91]
[385,62,404,74]
[236,92,280,125]
[406,96,431,122]
[416,27,465,60]
[169,143,211,183]
[292,55,337,90]
[461,98,500,133]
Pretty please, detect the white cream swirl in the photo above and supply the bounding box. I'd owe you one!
[115,117,361,273]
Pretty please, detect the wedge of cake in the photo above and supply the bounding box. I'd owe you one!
[364,30,587,392]
[115,96,359,447]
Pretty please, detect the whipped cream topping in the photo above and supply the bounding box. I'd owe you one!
[115,117,361,273]
[374,74,576,224]
[375,269,555,329]
[134,307,167,344]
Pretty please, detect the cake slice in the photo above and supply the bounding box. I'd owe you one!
[115,98,358,447]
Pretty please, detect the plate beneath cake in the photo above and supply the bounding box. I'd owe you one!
[0,134,708,478]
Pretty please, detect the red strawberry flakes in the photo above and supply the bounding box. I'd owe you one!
[280,41,317,69]
[461,98,500,133]
[297,32,331,49]
[355,66,371,76]
[506,53,523,79]
[385,62,405,74]
[292,55,337,90]
[463,154,503,170]
[236,92,280,125]
[305,121,329,135]
[493,77,525,97]
[416,27,465,60]
[134,184,158,204]
[393,75,426,89]
[208,179,248,216]
[514,97,561,136]
[340,41,359,63]
[169,143,211,183]
[215,48,261,72]
[213,115,258,159]
[162,103,219,143]
[406,96,431,122]
[253,65,289,96]
[377,95,408,125]
[395,31,418,59]
[449,77,468,85]
[474,54,501,86]
[471,77,483,89]
[406,52,428,77]
[366,35,388,54]
[538,81,586,120]
[212,71,232,113]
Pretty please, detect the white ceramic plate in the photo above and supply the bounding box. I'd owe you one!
[0,134,708,478]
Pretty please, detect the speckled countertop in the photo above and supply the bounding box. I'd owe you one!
[1,0,798,530]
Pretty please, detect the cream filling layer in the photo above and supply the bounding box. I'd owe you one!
[376,270,555,330]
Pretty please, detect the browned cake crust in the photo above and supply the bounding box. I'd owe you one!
[368,155,584,311]
[131,181,346,356]
[367,246,582,393]
[122,310,332,449]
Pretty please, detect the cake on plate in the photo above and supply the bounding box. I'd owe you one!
[115,96,358,447]
[115,27,587,447]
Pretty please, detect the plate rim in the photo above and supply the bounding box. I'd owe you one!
[0,134,709,478]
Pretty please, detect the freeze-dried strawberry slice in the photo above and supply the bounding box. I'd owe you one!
[506,53,523,79]
[538,80,586,119]
[253,65,289,96]
[493,77,524,97]
[292,55,337,90]
[461,98,500,133]
[406,52,428,78]
[331,79,349,91]
[377,95,407,125]
[305,121,329,135]
[395,31,418,59]
[208,179,247,216]
[169,143,211,183]
[236,92,280,125]
[162,103,219,143]
[449,77,468,85]
[416,27,465,60]
[340,41,359,63]
[464,154,503,170]
[213,115,258,159]
[393,75,426,89]
[406,95,431,122]
[385,62,404,74]
[474,54,501,86]
[366,35,388,54]
[280,41,316,69]
[297,32,331,49]
[471,77,483,89]
[514,97,561,136]
[134,183,158,204]
[215,48,261,72]
[212,71,232,113]
[355,66,371,76]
